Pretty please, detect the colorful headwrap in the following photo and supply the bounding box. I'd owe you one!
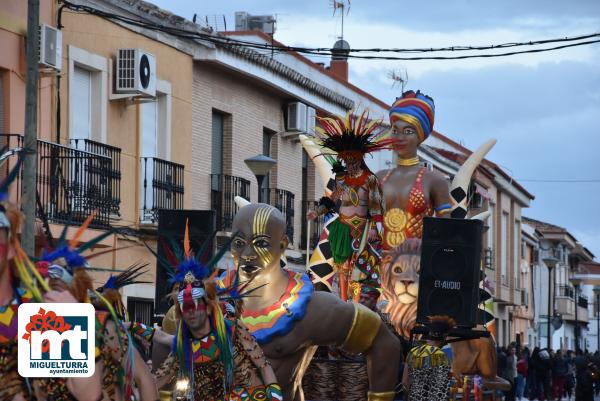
[312,110,393,157]
[389,90,435,143]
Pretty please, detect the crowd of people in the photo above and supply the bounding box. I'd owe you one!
[496,345,600,401]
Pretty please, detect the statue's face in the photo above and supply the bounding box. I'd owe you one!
[231,204,288,281]
[391,120,420,159]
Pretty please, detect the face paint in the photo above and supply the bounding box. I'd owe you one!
[177,284,206,314]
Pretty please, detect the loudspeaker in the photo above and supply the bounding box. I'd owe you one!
[417,217,483,328]
[154,209,215,315]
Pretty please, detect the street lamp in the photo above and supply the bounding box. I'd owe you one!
[594,286,600,352]
[543,254,558,349]
[244,155,276,203]
[570,277,582,352]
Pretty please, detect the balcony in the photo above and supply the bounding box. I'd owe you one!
[70,138,121,216]
[1,134,117,229]
[261,188,295,244]
[300,200,324,251]
[483,247,494,270]
[140,157,184,223]
[555,286,589,323]
[210,174,251,232]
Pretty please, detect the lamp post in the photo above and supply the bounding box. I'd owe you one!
[244,155,276,203]
[543,254,558,349]
[570,277,582,352]
[594,286,600,352]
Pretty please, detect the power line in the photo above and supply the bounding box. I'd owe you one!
[516,179,600,183]
[60,1,600,61]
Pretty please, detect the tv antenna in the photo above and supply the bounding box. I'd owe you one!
[388,69,408,92]
[330,0,351,40]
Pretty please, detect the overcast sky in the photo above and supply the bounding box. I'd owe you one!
[153,0,600,258]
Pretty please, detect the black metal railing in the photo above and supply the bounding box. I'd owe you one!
[140,157,184,223]
[300,200,323,250]
[558,285,575,299]
[578,295,589,309]
[210,174,251,231]
[70,138,121,216]
[262,188,295,243]
[1,134,114,228]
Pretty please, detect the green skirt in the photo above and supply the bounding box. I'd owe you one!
[329,219,354,265]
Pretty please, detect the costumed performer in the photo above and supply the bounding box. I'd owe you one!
[33,215,157,401]
[307,110,393,306]
[153,221,282,401]
[222,201,401,401]
[402,316,454,401]
[0,150,49,401]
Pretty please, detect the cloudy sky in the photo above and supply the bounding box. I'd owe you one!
[153,0,600,257]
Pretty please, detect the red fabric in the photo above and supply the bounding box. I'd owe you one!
[517,358,528,377]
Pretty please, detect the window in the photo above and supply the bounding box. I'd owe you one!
[139,80,172,222]
[486,203,495,250]
[260,128,275,202]
[515,220,521,288]
[211,111,224,176]
[501,211,509,285]
[0,73,4,131]
[68,46,107,143]
[72,66,92,141]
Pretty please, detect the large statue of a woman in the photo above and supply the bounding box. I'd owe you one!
[377,90,452,249]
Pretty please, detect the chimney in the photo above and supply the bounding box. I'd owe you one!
[330,39,350,81]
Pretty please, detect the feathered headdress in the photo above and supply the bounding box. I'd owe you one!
[147,220,238,395]
[0,147,49,301]
[95,263,150,319]
[312,110,393,157]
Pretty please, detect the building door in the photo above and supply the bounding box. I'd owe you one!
[72,66,92,143]
[140,101,158,221]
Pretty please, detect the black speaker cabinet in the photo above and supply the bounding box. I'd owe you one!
[417,217,483,328]
[154,209,215,315]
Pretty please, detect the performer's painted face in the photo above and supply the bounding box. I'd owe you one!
[231,204,288,281]
[177,272,210,331]
[391,120,420,159]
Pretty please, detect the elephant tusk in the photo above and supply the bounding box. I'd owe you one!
[450,139,497,218]
[234,196,251,208]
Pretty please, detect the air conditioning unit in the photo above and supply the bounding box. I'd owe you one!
[39,24,62,71]
[115,49,156,97]
[306,107,316,134]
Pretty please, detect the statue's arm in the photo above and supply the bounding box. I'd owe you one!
[308,293,401,400]
[430,170,452,217]
[366,175,384,235]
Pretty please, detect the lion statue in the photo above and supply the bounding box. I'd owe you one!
[380,238,421,339]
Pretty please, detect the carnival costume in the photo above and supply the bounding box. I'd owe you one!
[34,214,137,401]
[404,316,454,401]
[95,264,157,352]
[153,222,282,401]
[382,90,452,250]
[308,110,393,303]
[0,150,49,401]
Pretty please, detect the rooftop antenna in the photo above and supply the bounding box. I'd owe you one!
[330,0,350,40]
[388,69,408,92]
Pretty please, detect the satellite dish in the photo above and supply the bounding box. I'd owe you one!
[139,54,151,89]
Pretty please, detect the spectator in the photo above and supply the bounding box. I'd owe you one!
[505,346,518,401]
[575,358,595,401]
[516,350,528,401]
[539,348,553,401]
[565,350,576,401]
[551,350,568,401]
[528,347,542,400]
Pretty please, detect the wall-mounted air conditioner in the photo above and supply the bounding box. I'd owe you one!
[281,102,308,140]
[306,107,316,134]
[115,49,156,97]
[39,24,62,71]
